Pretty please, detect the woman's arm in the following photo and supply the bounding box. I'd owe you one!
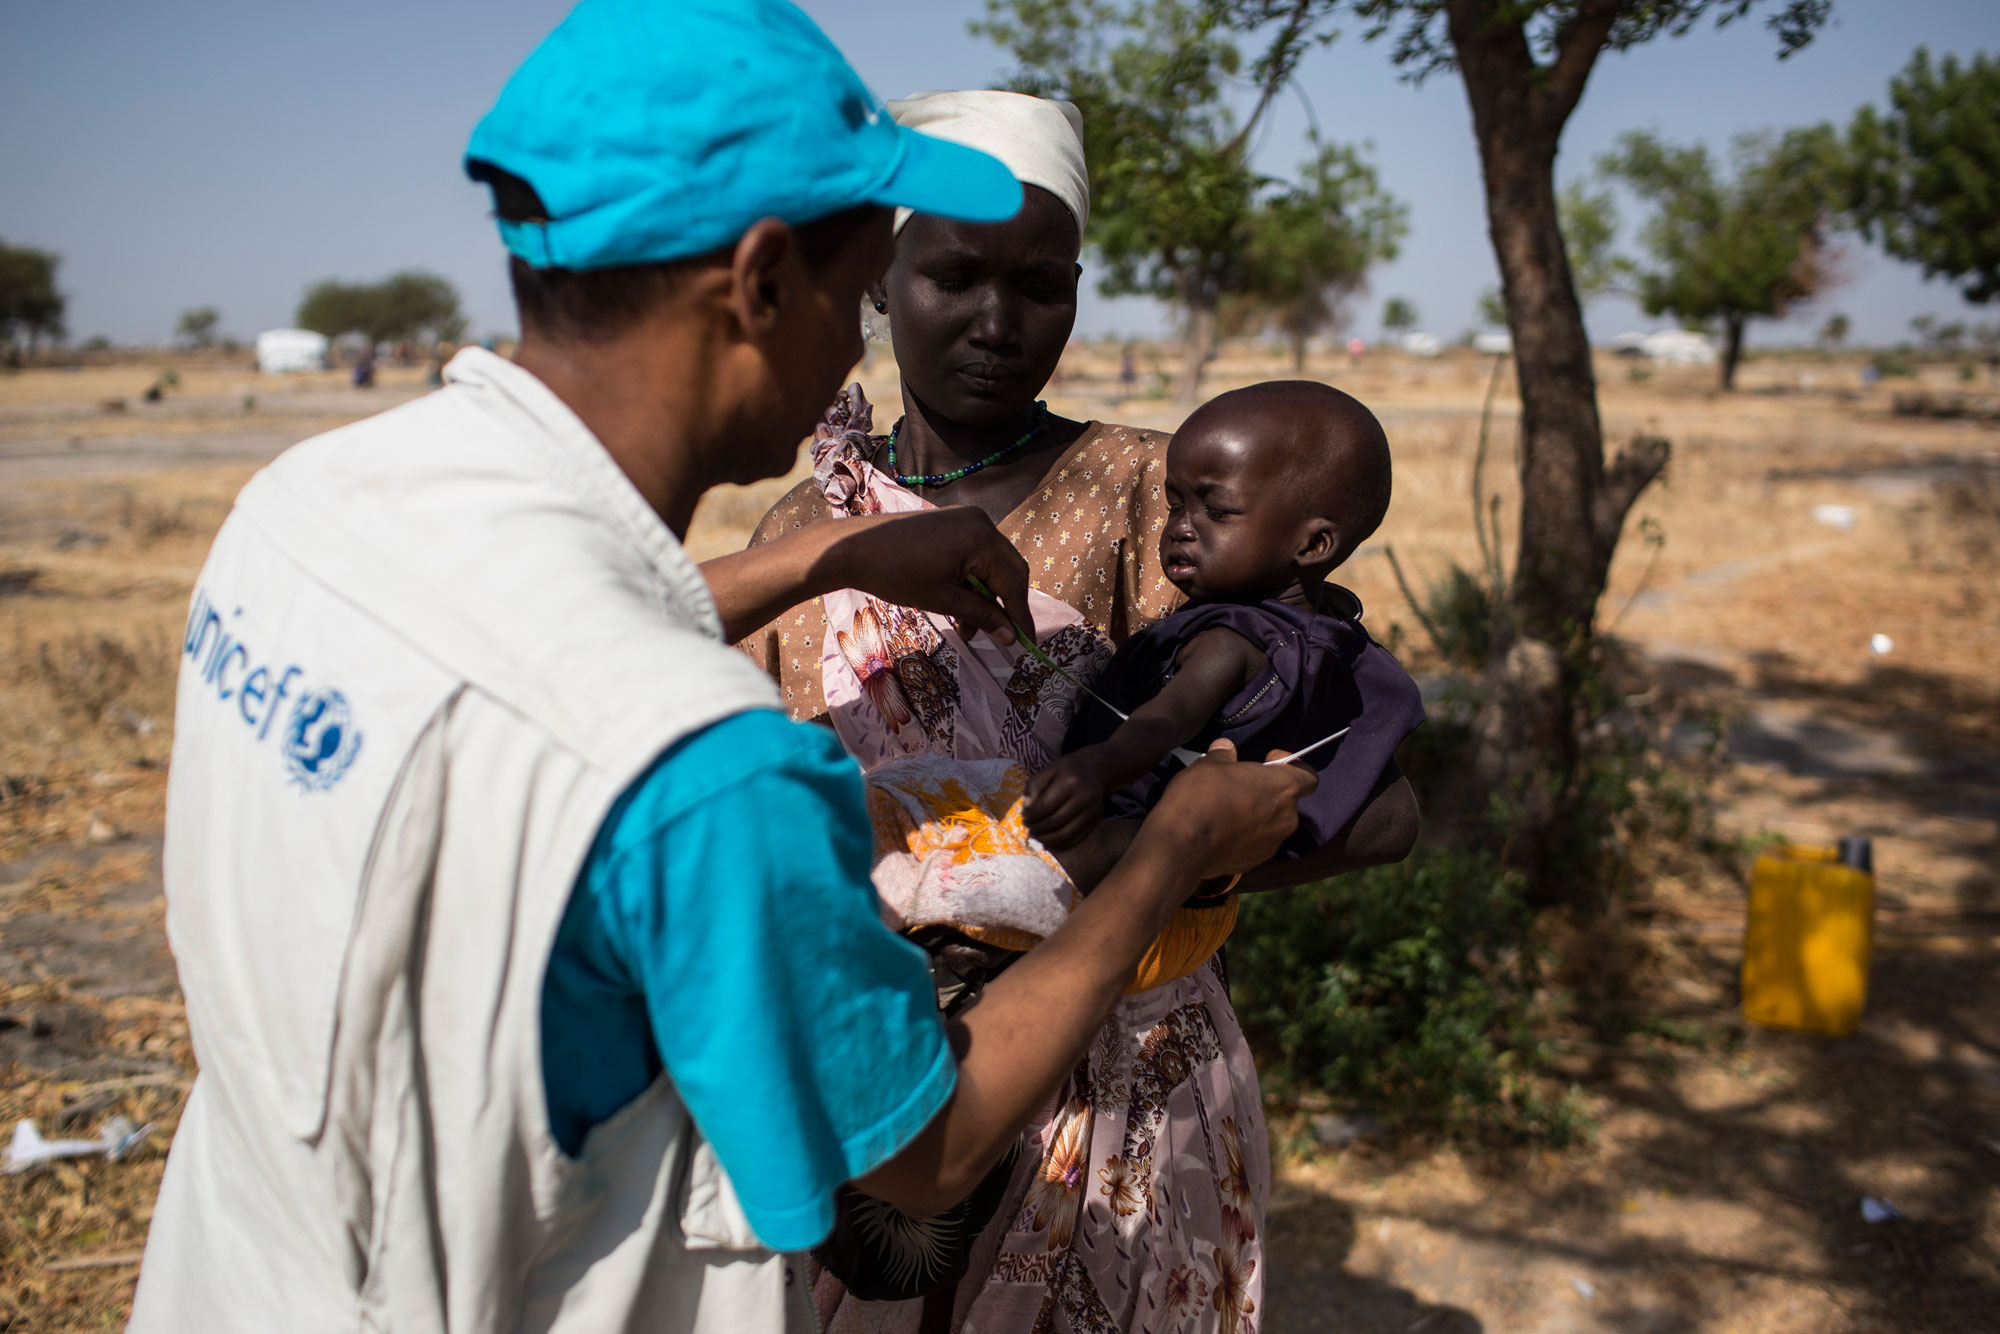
[853,741,1314,1218]
[702,507,1035,645]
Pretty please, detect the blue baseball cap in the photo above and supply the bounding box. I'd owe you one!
[466,0,1023,270]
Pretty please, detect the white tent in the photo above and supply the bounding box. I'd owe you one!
[255,328,328,374]
[1639,329,1719,364]
[1609,329,1718,365]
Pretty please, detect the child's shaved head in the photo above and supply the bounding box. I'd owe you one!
[1176,380,1392,562]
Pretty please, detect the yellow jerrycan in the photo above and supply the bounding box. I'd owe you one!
[1741,838,1875,1037]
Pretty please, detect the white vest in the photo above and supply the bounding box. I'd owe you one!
[131,349,814,1334]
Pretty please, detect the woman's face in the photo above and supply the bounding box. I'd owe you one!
[882,185,1081,427]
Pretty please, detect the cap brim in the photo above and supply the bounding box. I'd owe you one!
[873,127,1023,225]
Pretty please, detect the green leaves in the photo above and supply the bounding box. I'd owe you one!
[294,271,466,345]
[979,0,1403,350]
[1844,47,2000,304]
[0,239,66,352]
[1238,140,1409,349]
[1599,127,1842,368]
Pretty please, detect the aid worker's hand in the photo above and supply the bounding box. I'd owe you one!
[1142,740,1315,881]
[824,507,1033,646]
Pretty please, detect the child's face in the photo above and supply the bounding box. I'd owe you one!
[1160,420,1318,602]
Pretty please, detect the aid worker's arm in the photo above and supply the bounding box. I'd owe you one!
[702,505,1034,646]
[853,742,1312,1219]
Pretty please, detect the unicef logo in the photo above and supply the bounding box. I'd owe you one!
[283,688,362,791]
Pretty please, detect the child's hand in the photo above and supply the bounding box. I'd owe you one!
[1024,752,1110,851]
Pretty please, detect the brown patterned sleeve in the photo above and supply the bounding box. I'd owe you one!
[1109,426,1183,641]
[735,479,836,724]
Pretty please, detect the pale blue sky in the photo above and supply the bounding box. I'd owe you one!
[2,0,1994,348]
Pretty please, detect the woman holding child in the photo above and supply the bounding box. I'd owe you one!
[741,91,1419,1334]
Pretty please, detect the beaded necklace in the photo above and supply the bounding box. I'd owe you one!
[883,402,1049,488]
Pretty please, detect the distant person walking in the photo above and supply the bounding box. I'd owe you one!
[125,3,1310,1332]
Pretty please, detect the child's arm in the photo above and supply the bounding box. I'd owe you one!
[1025,628,1268,849]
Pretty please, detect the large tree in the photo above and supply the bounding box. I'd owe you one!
[1200,0,1828,879]
[0,239,67,360]
[296,270,467,346]
[1601,127,1841,390]
[1844,47,2000,304]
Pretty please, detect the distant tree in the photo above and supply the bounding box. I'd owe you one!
[1818,311,1850,349]
[1845,47,2000,304]
[1601,127,1842,391]
[1910,314,1967,358]
[176,306,222,350]
[1239,140,1407,371]
[1195,0,1829,881]
[0,239,67,360]
[1971,323,2000,379]
[1558,181,1632,302]
[296,270,466,345]
[1476,286,1507,329]
[1382,295,1418,338]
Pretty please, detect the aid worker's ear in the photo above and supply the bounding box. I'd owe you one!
[728,217,798,337]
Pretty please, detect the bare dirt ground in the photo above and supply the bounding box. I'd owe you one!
[2,346,1995,1331]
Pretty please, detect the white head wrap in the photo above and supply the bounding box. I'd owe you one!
[887,90,1089,241]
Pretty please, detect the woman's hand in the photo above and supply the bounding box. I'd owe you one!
[821,507,1033,646]
[704,506,1033,645]
[1143,740,1316,881]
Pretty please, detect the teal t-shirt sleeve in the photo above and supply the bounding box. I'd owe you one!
[582,709,953,1252]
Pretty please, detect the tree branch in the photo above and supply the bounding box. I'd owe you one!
[1222,0,1316,158]
[1536,0,1627,135]
[1593,432,1671,557]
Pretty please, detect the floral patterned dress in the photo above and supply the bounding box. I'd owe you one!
[743,394,1269,1334]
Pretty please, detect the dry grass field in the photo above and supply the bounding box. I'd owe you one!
[2,345,1995,1331]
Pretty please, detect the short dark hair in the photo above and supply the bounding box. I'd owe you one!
[469,162,881,344]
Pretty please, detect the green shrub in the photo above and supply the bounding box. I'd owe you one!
[1231,847,1585,1142]
[1871,348,1916,378]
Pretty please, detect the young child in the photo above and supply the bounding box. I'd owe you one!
[1024,379,1424,857]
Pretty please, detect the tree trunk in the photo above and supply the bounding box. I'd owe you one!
[1176,293,1217,406]
[1291,326,1308,374]
[1719,313,1746,391]
[1445,0,1670,886]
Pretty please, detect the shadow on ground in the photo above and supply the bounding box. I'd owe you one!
[1263,1194,1482,1333]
